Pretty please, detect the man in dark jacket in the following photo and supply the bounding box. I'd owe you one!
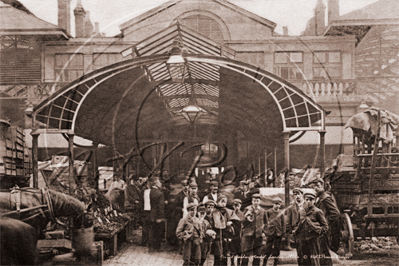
[234,180,251,209]
[285,187,304,250]
[263,197,285,266]
[241,193,268,266]
[311,177,341,264]
[124,175,142,229]
[295,190,329,266]
[148,176,166,252]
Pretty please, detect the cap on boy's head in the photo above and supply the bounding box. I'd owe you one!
[149,176,159,183]
[293,187,303,194]
[240,180,247,185]
[187,202,198,211]
[198,205,206,213]
[217,194,227,202]
[252,193,261,199]
[304,189,317,199]
[189,182,198,188]
[181,180,189,186]
[205,200,216,206]
[210,181,219,187]
[273,197,282,204]
[233,199,242,205]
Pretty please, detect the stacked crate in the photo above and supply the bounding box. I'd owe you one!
[0,120,32,179]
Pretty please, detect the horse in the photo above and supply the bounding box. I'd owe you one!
[0,217,39,265]
[0,187,86,236]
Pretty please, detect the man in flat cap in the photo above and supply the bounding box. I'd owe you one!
[197,204,214,266]
[310,177,340,265]
[209,194,240,266]
[295,189,328,266]
[285,188,304,251]
[171,179,190,248]
[234,180,251,209]
[241,193,268,266]
[230,199,244,265]
[183,182,200,218]
[263,197,285,266]
[202,181,219,204]
[176,202,202,266]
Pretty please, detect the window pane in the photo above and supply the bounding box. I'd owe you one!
[314,52,326,63]
[313,67,328,80]
[326,66,341,77]
[289,52,302,62]
[289,68,303,80]
[281,67,289,79]
[275,52,287,63]
[329,52,341,63]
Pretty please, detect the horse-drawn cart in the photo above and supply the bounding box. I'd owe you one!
[330,107,399,257]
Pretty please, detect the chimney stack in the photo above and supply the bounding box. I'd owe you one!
[74,0,85,38]
[84,11,94,38]
[283,26,288,36]
[315,0,326,36]
[93,22,100,37]
[328,0,340,24]
[58,0,71,34]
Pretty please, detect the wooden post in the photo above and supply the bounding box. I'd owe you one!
[319,130,326,179]
[274,146,277,188]
[283,131,290,206]
[368,110,380,218]
[93,142,99,191]
[31,131,39,188]
[264,148,268,187]
[68,133,75,195]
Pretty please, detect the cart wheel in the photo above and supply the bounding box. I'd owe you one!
[340,213,354,259]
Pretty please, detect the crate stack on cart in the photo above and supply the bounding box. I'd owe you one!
[0,119,32,188]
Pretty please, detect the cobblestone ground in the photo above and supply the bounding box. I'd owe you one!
[103,231,399,266]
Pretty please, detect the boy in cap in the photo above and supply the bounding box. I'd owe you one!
[294,189,328,266]
[241,193,268,266]
[209,194,240,266]
[230,199,244,266]
[263,197,285,266]
[176,202,203,266]
[311,177,340,264]
[183,182,200,218]
[285,188,304,250]
[202,181,219,204]
[197,204,215,266]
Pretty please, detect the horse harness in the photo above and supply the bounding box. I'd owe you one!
[6,186,57,223]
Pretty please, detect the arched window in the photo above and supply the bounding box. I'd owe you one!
[179,15,225,44]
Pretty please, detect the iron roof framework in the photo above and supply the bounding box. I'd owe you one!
[32,23,326,154]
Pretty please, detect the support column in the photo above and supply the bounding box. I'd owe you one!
[283,131,290,206]
[68,133,75,195]
[319,130,326,179]
[93,142,99,191]
[31,132,39,188]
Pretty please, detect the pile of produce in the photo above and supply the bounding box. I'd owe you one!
[87,191,130,235]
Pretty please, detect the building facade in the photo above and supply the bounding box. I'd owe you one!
[1,0,397,172]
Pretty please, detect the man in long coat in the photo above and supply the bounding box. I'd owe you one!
[295,190,329,266]
[285,187,304,250]
[311,177,340,265]
[148,176,166,252]
[241,193,268,266]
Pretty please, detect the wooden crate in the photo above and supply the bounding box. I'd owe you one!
[95,233,117,256]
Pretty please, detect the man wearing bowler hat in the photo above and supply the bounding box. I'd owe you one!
[294,189,328,266]
[203,181,219,204]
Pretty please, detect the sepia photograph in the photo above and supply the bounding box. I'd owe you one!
[0,0,398,265]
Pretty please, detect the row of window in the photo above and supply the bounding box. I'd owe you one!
[0,51,342,83]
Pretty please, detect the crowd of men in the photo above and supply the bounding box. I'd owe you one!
[118,173,341,266]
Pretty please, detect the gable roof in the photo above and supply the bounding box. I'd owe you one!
[119,0,276,32]
[0,2,70,39]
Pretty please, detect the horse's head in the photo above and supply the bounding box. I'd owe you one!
[47,189,86,228]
